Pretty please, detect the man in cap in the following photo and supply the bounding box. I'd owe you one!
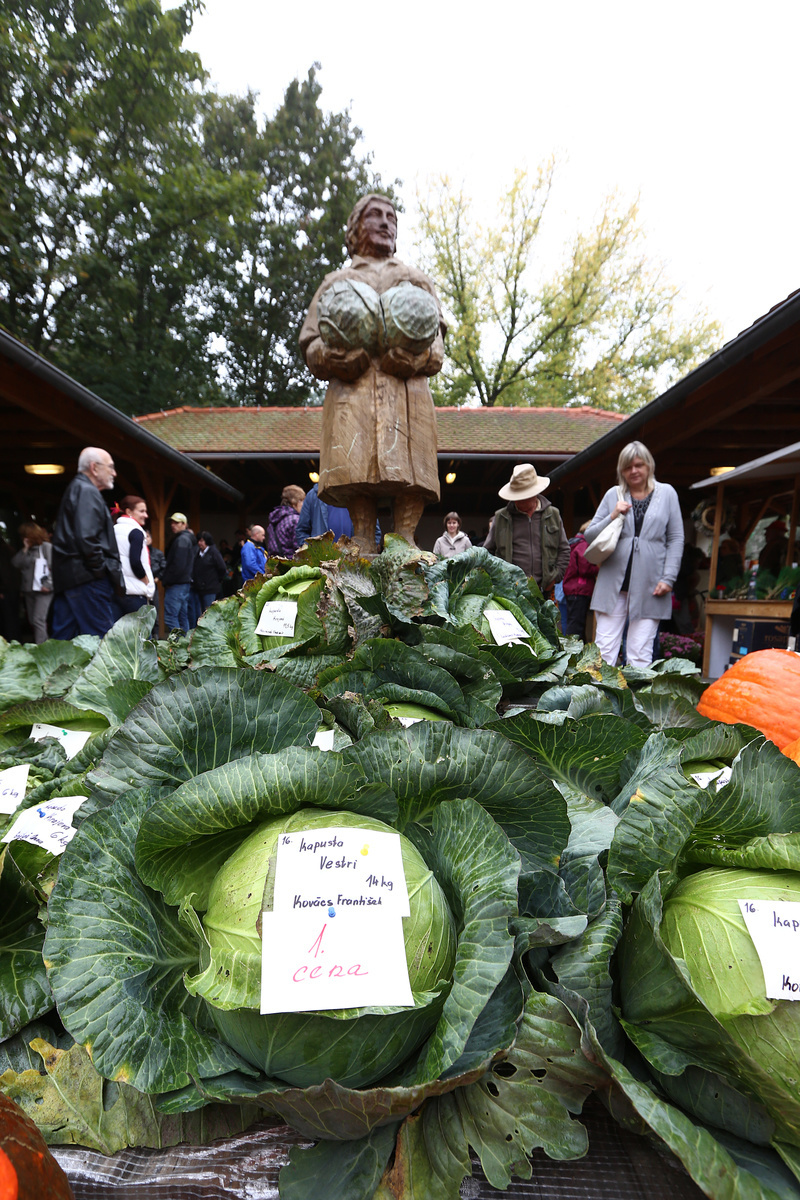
[484,463,570,592]
[161,512,196,631]
[51,446,124,638]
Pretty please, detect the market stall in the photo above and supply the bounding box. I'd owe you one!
[690,440,800,677]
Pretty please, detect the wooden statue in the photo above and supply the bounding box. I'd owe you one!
[299,194,444,550]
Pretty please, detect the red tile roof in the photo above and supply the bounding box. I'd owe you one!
[134,405,625,456]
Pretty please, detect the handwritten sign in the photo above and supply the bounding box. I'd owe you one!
[260,911,413,1013]
[2,795,88,856]
[30,723,92,761]
[397,716,423,727]
[690,766,733,791]
[311,729,335,751]
[272,826,409,917]
[483,608,529,646]
[255,602,298,638]
[739,899,800,1000]
[0,764,29,815]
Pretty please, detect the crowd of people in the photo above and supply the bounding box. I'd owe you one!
[1,439,692,669]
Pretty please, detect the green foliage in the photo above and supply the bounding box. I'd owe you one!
[415,167,721,412]
[0,3,388,412]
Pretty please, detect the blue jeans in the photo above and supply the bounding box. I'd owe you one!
[200,592,218,611]
[119,594,152,615]
[163,582,191,632]
[52,576,120,639]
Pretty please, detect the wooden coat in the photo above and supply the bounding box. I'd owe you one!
[299,256,443,506]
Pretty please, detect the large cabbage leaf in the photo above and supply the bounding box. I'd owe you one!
[88,667,321,799]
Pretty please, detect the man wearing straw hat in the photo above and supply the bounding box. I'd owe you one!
[484,463,570,592]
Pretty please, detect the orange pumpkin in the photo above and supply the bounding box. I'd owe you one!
[697,649,800,749]
[0,1095,73,1200]
[782,734,800,764]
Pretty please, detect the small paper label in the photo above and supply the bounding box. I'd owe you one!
[260,911,413,1013]
[397,716,423,727]
[272,827,409,917]
[739,899,800,1000]
[2,796,88,856]
[30,723,92,760]
[311,729,335,751]
[255,601,298,638]
[690,766,732,791]
[484,608,529,645]
[0,764,30,815]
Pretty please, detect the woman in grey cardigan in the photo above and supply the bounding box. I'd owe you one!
[584,441,683,668]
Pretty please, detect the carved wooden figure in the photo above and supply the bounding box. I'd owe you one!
[299,194,444,550]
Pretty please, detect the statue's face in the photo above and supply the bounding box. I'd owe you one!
[357,200,397,258]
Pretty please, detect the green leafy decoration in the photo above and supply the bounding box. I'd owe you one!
[65,608,160,723]
[343,724,569,916]
[282,1123,399,1200]
[607,734,705,902]
[134,749,376,904]
[0,642,43,711]
[44,790,252,1095]
[488,712,647,803]
[404,798,520,1084]
[0,859,51,1040]
[189,596,242,668]
[587,1036,791,1200]
[89,668,320,797]
[0,1037,262,1154]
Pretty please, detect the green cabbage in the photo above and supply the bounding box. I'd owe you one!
[619,866,800,1147]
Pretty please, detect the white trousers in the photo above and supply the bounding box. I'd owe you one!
[595,591,659,668]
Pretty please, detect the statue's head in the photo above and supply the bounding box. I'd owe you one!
[346,194,397,259]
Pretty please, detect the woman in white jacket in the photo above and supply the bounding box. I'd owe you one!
[584,442,683,668]
[12,523,53,643]
[433,512,472,559]
[114,496,155,614]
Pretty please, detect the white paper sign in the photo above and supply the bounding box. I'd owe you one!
[255,601,298,638]
[2,795,88,856]
[260,910,413,1012]
[397,716,423,727]
[0,764,30,815]
[738,899,800,1000]
[272,827,409,917]
[311,729,335,751]
[690,766,733,791]
[30,723,92,760]
[483,608,529,646]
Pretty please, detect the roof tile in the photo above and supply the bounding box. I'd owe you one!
[134,405,625,456]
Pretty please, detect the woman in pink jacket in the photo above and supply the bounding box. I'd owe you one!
[562,522,598,637]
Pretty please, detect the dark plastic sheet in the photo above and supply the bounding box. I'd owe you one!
[54,1100,704,1199]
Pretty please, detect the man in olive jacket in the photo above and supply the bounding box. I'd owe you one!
[51,447,123,638]
[484,463,570,592]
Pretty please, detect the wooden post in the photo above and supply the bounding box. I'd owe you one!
[787,475,800,567]
[703,482,726,678]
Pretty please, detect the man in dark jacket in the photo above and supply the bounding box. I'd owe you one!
[51,447,123,638]
[484,463,570,592]
[162,513,196,631]
[192,531,228,611]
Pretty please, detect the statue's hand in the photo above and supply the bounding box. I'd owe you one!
[379,347,428,379]
[306,340,370,382]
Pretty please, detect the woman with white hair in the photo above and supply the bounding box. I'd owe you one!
[584,441,683,668]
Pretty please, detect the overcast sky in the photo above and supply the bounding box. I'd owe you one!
[177,0,798,342]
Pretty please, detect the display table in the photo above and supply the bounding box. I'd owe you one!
[703,599,792,677]
[53,1099,705,1199]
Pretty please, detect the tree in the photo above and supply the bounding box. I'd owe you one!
[415,167,721,412]
[0,0,259,415]
[204,67,394,407]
